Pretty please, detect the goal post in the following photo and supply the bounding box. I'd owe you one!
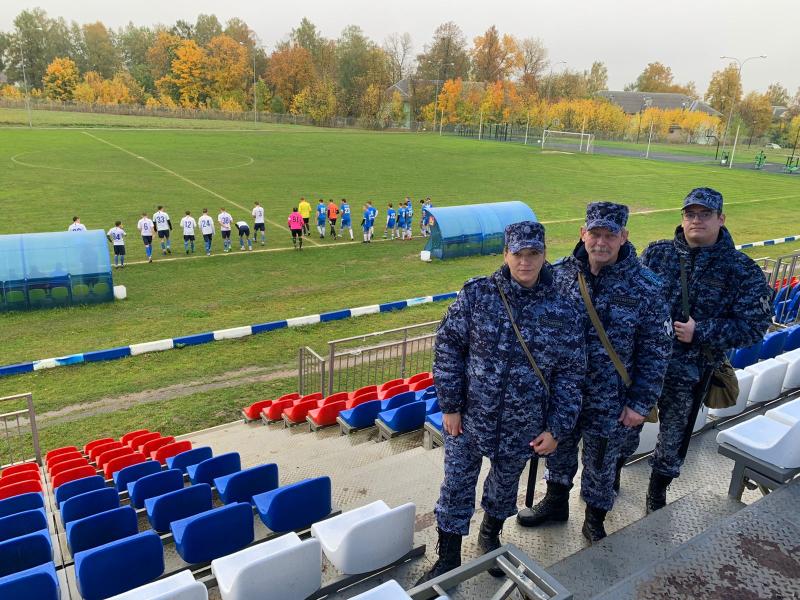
[541,130,594,154]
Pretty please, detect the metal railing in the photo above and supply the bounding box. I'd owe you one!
[759,252,800,325]
[0,393,42,467]
[298,347,327,397]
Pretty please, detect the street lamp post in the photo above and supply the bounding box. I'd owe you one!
[718,54,766,152]
[18,38,32,128]
[240,41,258,123]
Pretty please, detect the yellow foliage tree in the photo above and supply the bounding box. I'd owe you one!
[43,57,80,101]
[218,97,244,113]
[1,84,24,100]
[167,40,208,108]
[206,35,248,98]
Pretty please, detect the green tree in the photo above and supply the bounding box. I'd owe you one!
[705,63,742,120]
[585,61,608,94]
[115,23,155,93]
[194,14,223,47]
[6,9,73,90]
[80,22,119,78]
[765,82,789,106]
[416,22,470,81]
[336,25,390,116]
[738,91,773,145]
[628,61,694,95]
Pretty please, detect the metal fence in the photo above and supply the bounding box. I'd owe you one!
[298,347,327,397]
[0,393,42,468]
[759,251,800,325]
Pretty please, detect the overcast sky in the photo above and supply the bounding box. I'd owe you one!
[2,0,796,98]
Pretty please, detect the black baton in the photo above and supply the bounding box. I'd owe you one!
[524,454,540,508]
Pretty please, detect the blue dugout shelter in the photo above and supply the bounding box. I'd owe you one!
[423,201,538,260]
[0,230,113,311]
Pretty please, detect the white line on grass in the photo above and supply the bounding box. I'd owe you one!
[81,131,319,245]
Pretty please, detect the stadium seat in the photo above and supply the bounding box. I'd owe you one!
[27,289,46,306]
[146,483,213,533]
[108,570,208,600]
[52,464,97,490]
[92,282,111,297]
[717,417,800,469]
[349,385,377,401]
[66,506,138,554]
[187,452,241,486]
[299,392,323,404]
[0,508,48,543]
[89,440,123,462]
[242,399,273,421]
[766,397,800,426]
[214,463,279,505]
[377,401,427,436]
[730,341,763,369]
[0,562,59,600]
[282,399,320,425]
[171,503,255,564]
[128,431,161,451]
[47,453,86,475]
[211,532,322,600]
[784,324,800,352]
[51,286,69,304]
[5,290,25,308]
[777,349,800,391]
[745,359,789,404]
[348,580,412,599]
[74,530,165,600]
[119,429,149,446]
[153,440,193,465]
[113,460,162,493]
[140,436,175,457]
[408,378,434,392]
[406,372,432,386]
[426,398,440,414]
[380,391,417,411]
[45,445,78,463]
[0,530,52,577]
[307,401,347,429]
[0,479,43,500]
[777,295,800,323]
[426,411,443,431]
[338,400,383,432]
[709,370,755,418]
[55,475,105,508]
[83,437,115,455]
[378,379,404,393]
[0,470,39,489]
[311,501,415,575]
[759,330,787,360]
[97,446,134,470]
[0,493,44,520]
[416,386,437,401]
[318,391,350,407]
[104,452,146,479]
[346,393,379,409]
[166,447,213,474]
[263,399,296,422]
[379,384,409,400]
[128,468,184,510]
[253,476,332,533]
[1,463,39,478]
[61,487,119,526]
[72,283,90,301]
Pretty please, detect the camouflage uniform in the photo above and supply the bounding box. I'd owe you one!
[641,192,772,480]
[434,249,586,535]
[546,238,672,511]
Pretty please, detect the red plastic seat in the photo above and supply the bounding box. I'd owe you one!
[378,379,404,393]
[307,401,348,428]
[89,440,123,461]
[406,372,432,385]
[0,470,40,488]
[104,452,146,479]
[0,462,40,478]
[277,392,301,402]
[299,392,323,403]
[346,393,379,409]
[152,440,192,465]
[379,384,409,400]
[120,429,150,446]
[128,431,161,450]
[49,457,90,479]
[46,451,83,472]
[83,437,115,455]
[409,378,434,392]
[317,391,349,407]
[141,436,175,457]
[0,478,43,500]
[45,446,78,463]
[283,399,319,424]
[97,447,134,470]
[52,464,96,489]
[348,385,377,401]
[263,399,296,421]
[243,399,273,421]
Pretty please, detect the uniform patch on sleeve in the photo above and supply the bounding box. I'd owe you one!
[640,268,662,286]
[612,295,639,308]
[540,315,569,329]
[702,276,726,289]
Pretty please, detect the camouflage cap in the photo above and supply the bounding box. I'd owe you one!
[505,221,545,253]
[683,187,723,212]
[585,201,629,234]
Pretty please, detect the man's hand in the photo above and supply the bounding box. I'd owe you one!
[442,412,463,436]
[619,406,646,428]
[530,431,558,455]
[674,317,696,343]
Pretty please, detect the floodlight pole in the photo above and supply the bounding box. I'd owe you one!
[252,49,257,123]
[646,121,654,159]
[524,111,530,145]
[719,55,766,153]
[18,38,33,128]
[478,109,484,140]
[729,123,740,169]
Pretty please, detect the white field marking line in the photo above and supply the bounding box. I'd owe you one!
[10,150,254,173]
[540,194,800,225]
[82,130,320,246]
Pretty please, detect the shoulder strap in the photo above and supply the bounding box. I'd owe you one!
[577,272,633,388]
[497,284,549,395]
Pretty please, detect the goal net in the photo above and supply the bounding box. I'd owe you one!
[540,130,594,154]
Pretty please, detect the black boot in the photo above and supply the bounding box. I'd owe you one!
[415,528,462,586]
[516,482,571,527]
[477,514,505,577]
[581,504,607,542]
[613,456,627,493]
[646,472,673,513]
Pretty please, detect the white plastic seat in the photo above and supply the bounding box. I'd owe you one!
[107,570,207,600]
[311,500,415,575]
[350,580,412,599]
[634,421,658,455]
[765,397,800,427]
[716,416,800,468]
[709,370,755,418]
[777,348,800,391]
[211,532,321,600]
[745,359,788,404]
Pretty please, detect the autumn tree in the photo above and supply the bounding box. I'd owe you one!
[705,63,742,120]
[585,61,608,94]
[78,21,119,78]
[206,34,248,100]
[384,32,413,82]
[193,14,223,46]
[628,61,695,95]
[267,44,316,108]
[765,82,789,106]
[291,80,338,124]
[165,39,207,107]
[517,37,548,93]
[336,25,391,116]
[738,91,773,145]
[416,22,470,81]
[146,29,182,84]
[116,23,155,92]
[471,26,519,82]
[43,56,79,100]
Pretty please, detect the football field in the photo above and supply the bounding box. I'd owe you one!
[1,108,799,454]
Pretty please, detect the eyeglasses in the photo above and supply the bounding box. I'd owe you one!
[682,209,717,222]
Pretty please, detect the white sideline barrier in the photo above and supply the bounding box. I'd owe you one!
[350,304,380,317]
[213,326,252,341]
[777,348,800,391]
[350,580,412,599]
[717,417,800,469]
[709,370,755,418]
[765,397,800,427]
[745,359,789,404]
[286,314,321,327]
[130,338,174,356]
[108,570,207,600]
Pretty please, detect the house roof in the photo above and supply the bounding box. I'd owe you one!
[596,91,721,117]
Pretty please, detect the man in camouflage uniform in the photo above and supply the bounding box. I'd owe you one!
[518,202,672,541]
[641,187,772,512]
[417,221,586,584]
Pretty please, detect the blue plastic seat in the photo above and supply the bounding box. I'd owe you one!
[380,391,417,411]
[186,452,240,486]
[127,468,183,509]
[55,476,105,508]
[0,493,44,520]
[377,401,427,434]
[214,463,279,505]
[339,400,382,430]
[254,476,332,533]
[166,446,213,474]
[66,506,138,554]
[784,324,800,352]
[416,386,437,401]
[777,295,800,323]
[61,487,119,527]
[113,460,161,493]
[0,530,52,577]
[426,411,443,431]
[145,483,213,533]
[425,397,439,414]
[0,561,59,599]
[730,341,763,369]
[0,508,47,543]
[759,330,787,360]
[171,502,254,564]
[74,530,164,600]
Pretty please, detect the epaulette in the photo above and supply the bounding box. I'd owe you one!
[645,238,672,250]
[463,275,488,288]
[640,267,663,287]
